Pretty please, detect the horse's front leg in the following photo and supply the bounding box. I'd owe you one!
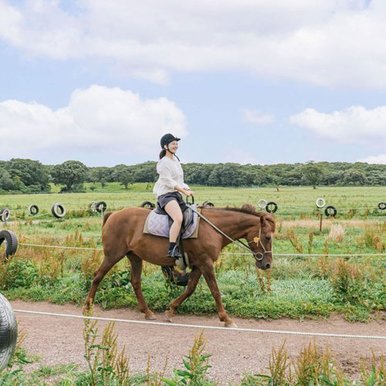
[128,254,156,320]
[201,261,237,328]
[165,266,202,322]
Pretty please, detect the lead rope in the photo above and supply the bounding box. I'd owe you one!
[190,206,263,259]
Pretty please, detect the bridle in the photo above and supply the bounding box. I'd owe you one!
[190,207,272,262]
[247,228,273,262]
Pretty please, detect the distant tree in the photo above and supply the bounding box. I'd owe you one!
[364,169,386,186]
[51,161,89,192]
[301,162,324,189]
[132,161,157,182]
[0,168,15,191]
[7,158,50,192]
[185,163,215,185]
[113,164,134,189]
[321,171,344,186]
[88,167,112,187]
[342,169,367,186]
[283,165,303,186]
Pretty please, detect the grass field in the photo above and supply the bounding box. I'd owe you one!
[0,184,385,322]
[0,184,385,219]
[0,184,385,384]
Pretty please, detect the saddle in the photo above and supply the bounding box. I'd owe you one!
[143,204,200,239]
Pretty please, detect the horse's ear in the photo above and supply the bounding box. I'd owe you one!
[241,203,256,213]
[260,213,275,231]
[260,213,271,225]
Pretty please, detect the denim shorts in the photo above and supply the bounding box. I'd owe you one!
[157,191,187,211]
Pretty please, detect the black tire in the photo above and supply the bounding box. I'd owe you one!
[266,201,278,213]
[0,230,18,257]
[0,208,10,222]
[202,201,215,207]
[378,202,386,210]
[324,205,337,217]
[51,203,66,218]
[28,204,39,216]
[95,201,107,213]
[140,201,155,209]
[0,293,18,370]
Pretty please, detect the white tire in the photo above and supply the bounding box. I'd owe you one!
[51,203,66,218]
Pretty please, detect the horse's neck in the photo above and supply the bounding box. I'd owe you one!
[207,210,257,244]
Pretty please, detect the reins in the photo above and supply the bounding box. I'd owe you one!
[189,206,271,262]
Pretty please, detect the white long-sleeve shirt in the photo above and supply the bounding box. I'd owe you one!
[153,156,189,197]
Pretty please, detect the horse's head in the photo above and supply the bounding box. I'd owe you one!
[247,212,275,270]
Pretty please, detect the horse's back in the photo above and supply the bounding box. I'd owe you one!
[102,207,151,240]
[103,207,148,229]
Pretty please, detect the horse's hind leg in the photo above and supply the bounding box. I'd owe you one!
[84,256,119,313]
[165,266,202,322]
[128,254,156,320]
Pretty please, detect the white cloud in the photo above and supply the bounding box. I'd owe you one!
[0,85,187,164]
[223,148,260,165]
[1,0,386,87]
[289,105,386,143]
[242,109,275,125]
[358,154,386,164]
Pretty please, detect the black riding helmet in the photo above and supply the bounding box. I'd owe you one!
[160,133,180,149]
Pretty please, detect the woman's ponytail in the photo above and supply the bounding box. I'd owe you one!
[159,149,166,159]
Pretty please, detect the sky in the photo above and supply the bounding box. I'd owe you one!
[0,0,386,167]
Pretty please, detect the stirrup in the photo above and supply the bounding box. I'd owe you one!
[168,245,182,259]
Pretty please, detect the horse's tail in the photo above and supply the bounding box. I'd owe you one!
[102,212,113,226]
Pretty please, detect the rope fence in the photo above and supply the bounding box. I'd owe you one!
[13,309,386,340]
[18,242,386,257]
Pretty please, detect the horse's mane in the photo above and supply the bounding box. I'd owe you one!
[203,204,275,227]
[224,205,262,217]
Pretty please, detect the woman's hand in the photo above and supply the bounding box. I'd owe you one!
[182,188,194,196]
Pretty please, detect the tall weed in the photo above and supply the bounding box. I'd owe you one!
[163,332,214,386]
[83,317,130,385]
[286,228,304,253]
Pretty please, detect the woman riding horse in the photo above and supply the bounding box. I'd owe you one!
[85,203,275,328]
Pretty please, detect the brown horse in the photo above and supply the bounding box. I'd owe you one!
[85,204,275,327]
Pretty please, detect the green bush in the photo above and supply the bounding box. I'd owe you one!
[1,259,39,289]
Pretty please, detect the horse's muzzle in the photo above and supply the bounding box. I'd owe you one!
[254,251,272,270]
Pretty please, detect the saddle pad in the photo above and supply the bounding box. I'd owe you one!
[143,209,200,239]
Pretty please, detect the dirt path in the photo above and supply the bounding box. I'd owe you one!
[10,301,386,384]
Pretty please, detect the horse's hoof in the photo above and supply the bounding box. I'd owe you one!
[165,310,174,322]
[82,305,93,316]
[145,311,156,320]
[225,321,238,328]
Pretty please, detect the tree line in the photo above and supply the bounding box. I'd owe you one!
[0,158,385,193]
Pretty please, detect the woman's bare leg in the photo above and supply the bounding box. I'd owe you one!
[164,200,183,242]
